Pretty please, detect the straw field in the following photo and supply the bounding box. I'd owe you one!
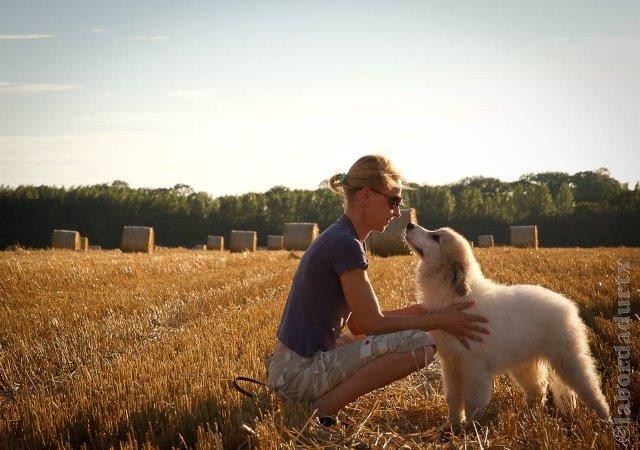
[0,247,638,449]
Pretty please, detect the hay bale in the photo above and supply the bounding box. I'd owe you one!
[206,235,224,251]
[267,235,284,250]
[89,245,101,250]
[283,223,319,251]
[367,208,417,256]
[477,235,494,248]
[229,230,257,253]
[80,237,89,251]
[51,230,80,251]
[121,226,154,253]
[191,244,206,250]
[510,225,538,248]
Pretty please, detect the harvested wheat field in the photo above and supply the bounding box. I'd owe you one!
[0,247,638,449]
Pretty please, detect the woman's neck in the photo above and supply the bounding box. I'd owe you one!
[344,207,372,242]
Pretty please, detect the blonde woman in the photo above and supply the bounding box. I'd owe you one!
[267,155,489,426]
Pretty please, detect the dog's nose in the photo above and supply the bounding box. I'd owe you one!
[406,222,415,230]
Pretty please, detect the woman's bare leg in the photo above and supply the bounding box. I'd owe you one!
[311,346,435,416]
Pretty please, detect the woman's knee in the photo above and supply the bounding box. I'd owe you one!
[403,345,436,371]
[388,329,435,353]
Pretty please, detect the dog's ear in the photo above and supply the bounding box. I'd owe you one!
[452,262,470,297]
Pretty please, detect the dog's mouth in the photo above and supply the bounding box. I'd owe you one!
[404,233,424,257]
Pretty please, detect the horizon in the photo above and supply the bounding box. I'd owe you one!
[1,1,639,197]
[0,165,634,199]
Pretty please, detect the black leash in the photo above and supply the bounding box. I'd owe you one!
[232,376,269,398]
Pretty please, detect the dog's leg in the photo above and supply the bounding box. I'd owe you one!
[508,360,548,407]
[441,360,465,427]
[548,348,610,420]
[547,368,577,414]
[462,365,493,422]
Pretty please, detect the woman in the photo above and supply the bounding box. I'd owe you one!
[267,155,489,426]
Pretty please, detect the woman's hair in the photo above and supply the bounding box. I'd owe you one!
[328,155,405,202]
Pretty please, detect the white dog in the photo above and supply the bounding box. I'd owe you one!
[404,223,610,427]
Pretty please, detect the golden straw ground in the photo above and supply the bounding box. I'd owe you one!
[0,247,638,448]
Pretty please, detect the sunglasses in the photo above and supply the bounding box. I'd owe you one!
[369,187,404,210]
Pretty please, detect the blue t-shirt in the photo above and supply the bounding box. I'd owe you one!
[276,214,368,357]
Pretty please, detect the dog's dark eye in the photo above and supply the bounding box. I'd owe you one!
[431,234,440,243]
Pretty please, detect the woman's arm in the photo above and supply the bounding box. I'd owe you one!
[348,303,424,334]
[341,268,489,348]
[384,304,427,316]
[340,268,438,334]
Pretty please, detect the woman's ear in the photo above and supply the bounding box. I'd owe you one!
[359,187,371,204]
[452,262,470,297]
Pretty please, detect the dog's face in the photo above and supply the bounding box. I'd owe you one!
[404,224,472,297]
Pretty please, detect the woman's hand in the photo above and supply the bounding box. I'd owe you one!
[430,301,489,349]
[336,332,364,347]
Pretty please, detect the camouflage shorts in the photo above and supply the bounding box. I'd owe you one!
[265,330,436,403]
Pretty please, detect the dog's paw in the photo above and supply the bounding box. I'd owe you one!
[436,423,461,442]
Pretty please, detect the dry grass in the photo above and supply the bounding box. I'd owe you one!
[0,247,638,449]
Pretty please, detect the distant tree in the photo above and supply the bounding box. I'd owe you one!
[483,191,516,222]
[520,172,571,198]
[1,168,639,249]
[406,186,455,226]
[571,168,622,203]
[512,182,555,221]
[111,180,130,189]
[456,176,506,195]
[608,188,640,213]
[455,187,484,218]
[172,184,195,197]
[553,182,575,215]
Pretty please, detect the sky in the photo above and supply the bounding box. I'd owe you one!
[0,0,638,197]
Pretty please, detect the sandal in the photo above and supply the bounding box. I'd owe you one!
[318,415,339,427]
[316,414,352,428]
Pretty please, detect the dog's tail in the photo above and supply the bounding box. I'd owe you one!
[548,368,577,414]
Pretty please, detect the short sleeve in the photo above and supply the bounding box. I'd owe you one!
[329,234,368,275]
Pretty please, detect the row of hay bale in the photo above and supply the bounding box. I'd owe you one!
[51,220,539,254]
[51,230,95,251]
[51,223,322,254]
[365,210,540,253]
[213,223,320,253]
[476,225,539,248]
[52,227,153,253]
[194,209,416,257]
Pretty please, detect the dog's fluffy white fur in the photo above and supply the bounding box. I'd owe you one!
[404,224,610,426]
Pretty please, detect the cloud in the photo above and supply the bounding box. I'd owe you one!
[0,82,78,94]
[90,28,105,33]
[81,111,172,124]
[129,35,167,41]
[166,89,218,100]
[414,45,464,53]
[0,34,54,40]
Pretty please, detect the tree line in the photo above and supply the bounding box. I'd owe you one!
[1,168,639,249]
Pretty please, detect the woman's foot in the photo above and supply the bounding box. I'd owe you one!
[318,415,338,427]
[317,414,352,428]
[310,403,345,428]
